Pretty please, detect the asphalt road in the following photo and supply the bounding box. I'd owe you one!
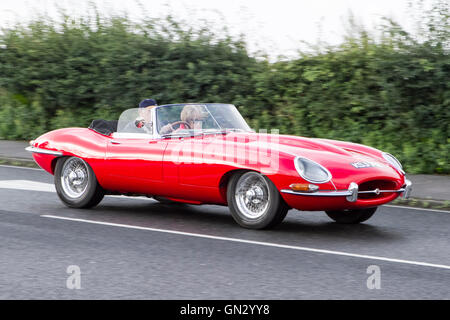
[0,164,449,299]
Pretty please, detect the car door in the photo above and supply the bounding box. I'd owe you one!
[104,133,167,195]
[162,133,227,203]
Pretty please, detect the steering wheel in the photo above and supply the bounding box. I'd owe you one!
[160,121,191,134]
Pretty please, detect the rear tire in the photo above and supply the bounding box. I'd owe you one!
[227,171,288,229]
[325,207,377,224]
[54,157,105,208]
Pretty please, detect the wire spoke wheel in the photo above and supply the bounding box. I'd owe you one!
[55,156,104,209]
[61,157,90,199]
[228,171,288,229]
[235,172,270,219]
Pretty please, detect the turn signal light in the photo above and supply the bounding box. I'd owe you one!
[289,183,319,193]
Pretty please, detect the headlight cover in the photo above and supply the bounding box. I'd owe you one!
[382,152,405,174]
[294,157,332,184]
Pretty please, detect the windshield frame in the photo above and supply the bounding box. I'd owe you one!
[154,103,251,138]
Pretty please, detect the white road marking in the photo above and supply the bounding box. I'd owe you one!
[1,175,448,268]
[384,204,450,213]
[41,214,450,270]
[0,180,55,192]
[0,164,43,171]
[0,179,156,201]
[0,178,448,213]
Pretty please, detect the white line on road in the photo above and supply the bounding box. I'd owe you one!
[0,180,55,192]
[42,214,450,271]
[0,164,43,171]
[0,179,156,201]
[384,204,450,213]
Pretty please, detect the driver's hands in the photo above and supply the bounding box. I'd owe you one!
[160,123,174,135]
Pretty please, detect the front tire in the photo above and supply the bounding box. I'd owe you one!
[54,157,105,208]
[325,207,377,224]
[227,171,288,229]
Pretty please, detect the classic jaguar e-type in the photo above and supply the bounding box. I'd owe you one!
[26,103,411,229]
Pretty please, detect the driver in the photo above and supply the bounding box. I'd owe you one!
[123,98,157,133]
[160,104,208,135]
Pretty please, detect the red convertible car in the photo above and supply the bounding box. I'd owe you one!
[26,103,411,229]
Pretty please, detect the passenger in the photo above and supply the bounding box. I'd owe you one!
[123,99,158,133]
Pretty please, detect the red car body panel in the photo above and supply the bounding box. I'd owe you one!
[30,127,406,211]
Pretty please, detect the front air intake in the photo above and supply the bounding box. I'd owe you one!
[358,180,398,199]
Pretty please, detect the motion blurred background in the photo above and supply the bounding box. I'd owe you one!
[0,0,448,174]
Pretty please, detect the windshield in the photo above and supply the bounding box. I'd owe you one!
[156,103,251,136]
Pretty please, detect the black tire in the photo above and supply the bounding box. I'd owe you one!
[325,207,377,224]
[227,171,289,229]
[54,156,105,208]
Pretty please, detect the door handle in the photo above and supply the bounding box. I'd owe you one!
[111,140,121,145]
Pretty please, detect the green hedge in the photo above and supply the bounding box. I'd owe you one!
[247,40,450,174]
[0,3,448,173]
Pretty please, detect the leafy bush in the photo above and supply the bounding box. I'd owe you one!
[0,2,448,173]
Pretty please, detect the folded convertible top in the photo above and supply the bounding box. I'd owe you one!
[88,119,118,136]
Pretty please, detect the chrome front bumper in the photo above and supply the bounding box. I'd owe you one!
[281,179,412,202]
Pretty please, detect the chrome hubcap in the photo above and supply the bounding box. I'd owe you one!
[235,172,270,219]
[61,158,89,199]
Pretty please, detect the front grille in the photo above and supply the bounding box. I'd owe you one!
[358,180,397,199]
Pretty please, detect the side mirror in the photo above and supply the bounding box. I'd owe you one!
[135,117,145,128]
[135,117,153,134]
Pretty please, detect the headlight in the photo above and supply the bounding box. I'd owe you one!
[382,152,405,174]
[294,157,332,184]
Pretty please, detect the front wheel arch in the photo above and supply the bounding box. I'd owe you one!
[219,169,254,203]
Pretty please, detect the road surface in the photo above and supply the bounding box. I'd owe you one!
[0,165,449,299]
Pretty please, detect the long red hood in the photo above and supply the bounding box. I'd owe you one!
[215,132,404,189]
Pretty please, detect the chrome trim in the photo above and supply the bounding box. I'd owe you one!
[151,105,159,138]
[382,152,405,175]
[358,189,406,194]
[281,189,352,197]
[25,146,63,156]
[346,182,359,202]
[294,156,332,184]
[281,181,409,203]
[402,179,412,199]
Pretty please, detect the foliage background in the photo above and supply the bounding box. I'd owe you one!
[0,1,448,173]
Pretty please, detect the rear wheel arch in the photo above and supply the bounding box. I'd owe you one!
[51,156,66,175]
[52,155,96,175]
[54,156,105,208]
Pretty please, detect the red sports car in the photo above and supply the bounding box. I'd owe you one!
[26,103,411,229]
